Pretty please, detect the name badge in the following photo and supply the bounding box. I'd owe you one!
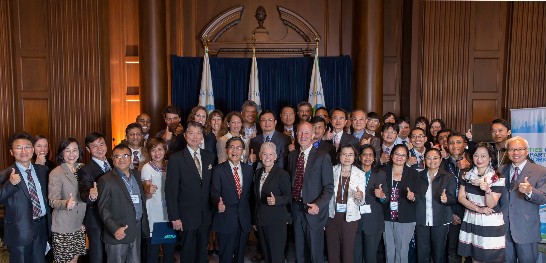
[360,205,372,214]
[131,194,140,204]
[390,201,398,211]
[336,203,347,212]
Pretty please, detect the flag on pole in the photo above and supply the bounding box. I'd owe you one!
[198,46,215,112]
[248,46,262,113]
[308,42,325,113]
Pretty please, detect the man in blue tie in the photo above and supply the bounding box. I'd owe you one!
[0,132,50,263]
[78,132,112,263]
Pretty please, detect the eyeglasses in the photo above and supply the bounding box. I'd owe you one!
[352,118,366,122]
[507,148,527,153]
[260,118,274,122]
[228,145,244,151]
[411,134,425,139]
[13,145,33,151]
[367,119,379,123]
[113,154,131,160]
[384,131,397,135]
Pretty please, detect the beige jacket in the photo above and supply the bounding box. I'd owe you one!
[48,163,86,233]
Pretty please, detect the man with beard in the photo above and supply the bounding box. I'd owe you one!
[156,105,186,154]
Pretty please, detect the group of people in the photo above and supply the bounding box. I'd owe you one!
[1,100,545,263]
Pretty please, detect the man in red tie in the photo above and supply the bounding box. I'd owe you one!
[289,122,334,263]
[211,137,253,263]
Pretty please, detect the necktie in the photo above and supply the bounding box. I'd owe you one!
[512,166,520,182]
[334,134,340,150]
[26,169,42,218]
[265,135,271,142]
[194,152,202,178]
[385,147,391,154]
[233,167,242,199]
[103,161,111,172]
[292,152,305,201]
[132,151,140,169]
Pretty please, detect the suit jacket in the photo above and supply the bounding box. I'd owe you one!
[78,159,111,229]
[316,139,336,164]
[252,165,291,226]
[165,147,215,230]
[288,147,334,229]
[0,164,51,247]
[361,132,381,162]
[499,162,546,244]
[441,157,469,218]
[381,164,418,223]
[98,169,150,244]
[357,168,387,235]
[414,168,456,226]
[211,161,253,234]
[249,131,291,170]
[204,133,218,160]
[49,163,86,233]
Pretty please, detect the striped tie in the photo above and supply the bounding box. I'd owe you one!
[26,169,42,218]
[233,167,242,199]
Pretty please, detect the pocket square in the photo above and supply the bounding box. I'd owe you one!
[208,164,213,170]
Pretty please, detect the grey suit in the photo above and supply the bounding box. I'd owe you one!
[48,163,86,233]
[500,162,546,263]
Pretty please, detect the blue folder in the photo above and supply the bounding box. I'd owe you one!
[151,222,177,245]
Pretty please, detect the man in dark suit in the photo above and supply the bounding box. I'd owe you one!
[98,143,150,262]
[249,110,291,170]
[490,118,512,168]
[378,123,400,166]
[156,105,186,154]
[165,122,215,263]
[288,122,334,263]
[500,136,546,263]
[329,108,360,154]
[0,132,50,263]
[310,116,336,162]
[78,132,112,263]
[211,137,253,263]
[351,109,381,157]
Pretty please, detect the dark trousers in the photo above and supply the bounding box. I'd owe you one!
[354,231,382,263]
[505,228,538,263]
[325,212,358,263]
[217,229,249,263]
[87,225,105,263]
[105,220,142,263]
[257,224,287,263]
[8,217,48,263]
[415,224,449,263]
[144,238,175,263]
[292,201,325,263]
[179,224,210,263]
[447,223,471,263]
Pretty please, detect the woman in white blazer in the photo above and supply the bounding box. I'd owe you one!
[326,143,366,263]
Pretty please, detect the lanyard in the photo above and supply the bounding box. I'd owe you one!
[121,175,133,195]
[339,171,350,203]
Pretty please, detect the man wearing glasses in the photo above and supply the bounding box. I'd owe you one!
[98,144,149,262]
[249,110,291,170]
[500,136,546,263]
[0,132,49,263]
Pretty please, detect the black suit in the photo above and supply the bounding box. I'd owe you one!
[97,169,150,261]
[203,133,218,160]
[288,147,334,263]
[0,164,50,263]
[381,164,418,223]
[414,168,457,263]
[78,159,111,263]
[315,139,336,164]
[249,131,291,170]
[165,147,215,263]
[253,165,291,263]
[211,161,253,263]
[354,168,387,263]
[361,132,382,161]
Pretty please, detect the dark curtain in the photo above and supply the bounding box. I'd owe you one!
[171,55,353,122]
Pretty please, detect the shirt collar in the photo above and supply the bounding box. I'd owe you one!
[301,145,313,156]
[187,147,200,156]
[512,159,528,171]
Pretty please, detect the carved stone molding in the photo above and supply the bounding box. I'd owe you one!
[200,5,244,43]
[277,6,320,43]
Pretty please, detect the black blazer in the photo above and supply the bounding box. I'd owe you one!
[381,164,419,223]
[252,165,291,226]
[414,168,457,226]
[204,133,218,160]
[78,159,111,229]
[316,139,336,164]
[287,147,334,229]
[357,168,388,235]
[328,133,361,157]
[249,131,291,170]
[211,161,253,234]
[0,164,51,247]
[98,169,150,244]
[441,157,469,218]
[165,147,215,230]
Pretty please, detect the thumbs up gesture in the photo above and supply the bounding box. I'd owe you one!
[518,176,532,194]
[218,197,226,213]
[355,186,364,201]
[145,179,157,195]
[267,192,276,206]
[89,182,98,200]
[440,145,449,159]
[66,193,76,210]
[163,126,173,141]
[249,149,257,163]
[407,187,415,201]
[479,177,490,192]
[440,189,448,203]
[374,184,385,199]
[288,140,296,152]
[9,168,21,185]
[115,225,128,240]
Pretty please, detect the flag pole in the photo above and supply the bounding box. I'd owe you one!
[314,38,319,114]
